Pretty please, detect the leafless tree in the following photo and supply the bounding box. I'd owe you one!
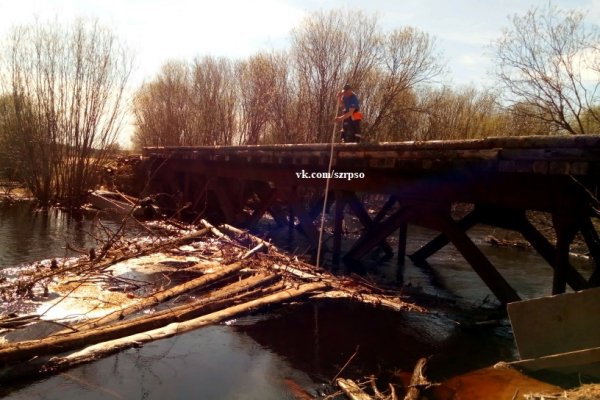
[133,56,238,147]
[291,10,382,143]
[0,94,19,180]
[291,11,443,143]
[132,61,192,147]
[366,27,444,140]
[416,87,501,140]
[133,10,444,147]
[189,56,237,146]
[493,4,600,134]
[234,51,295,145]
[3,19,131,206]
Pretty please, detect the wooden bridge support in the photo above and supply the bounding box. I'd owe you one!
[551,214,579,295]
[409,204,598,299]
[141,136,600,304]
[332,191,346,266]
[345,202,522,304]
[170,172,598,304]
[582,217,600,287]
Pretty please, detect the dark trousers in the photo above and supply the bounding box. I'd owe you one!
[341,119,361,143]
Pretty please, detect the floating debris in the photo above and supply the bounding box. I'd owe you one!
[0,219,421,384]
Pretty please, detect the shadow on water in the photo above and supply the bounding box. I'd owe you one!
[2,325,315,400]
[234,299,518,383]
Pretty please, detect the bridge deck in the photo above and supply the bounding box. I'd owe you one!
[143,135,600,176]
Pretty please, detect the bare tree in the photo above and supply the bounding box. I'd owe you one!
[366,27,444,140]
[132,61,192,147]
[493,4,600,134]
[3,19,131,206]
[291,10,382,143]
[134,9,444,147]
[189,56,237,146]
[133,57,238,147]
[417,86,502,140]
[263,52,295,144]
[0,94,19,181]
[234,51,295,145]
[236,53,277,145]
[291,11,443,143]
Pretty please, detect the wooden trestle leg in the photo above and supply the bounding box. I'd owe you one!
[581,217,600,287]
[440,215,521,303]
[333,191,346,266]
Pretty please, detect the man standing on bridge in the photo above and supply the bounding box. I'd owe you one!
[335,83,362,143]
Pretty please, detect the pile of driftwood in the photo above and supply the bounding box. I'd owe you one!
[0,219,423,390]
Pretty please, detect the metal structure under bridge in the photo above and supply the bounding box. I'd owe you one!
[141,135,600,304]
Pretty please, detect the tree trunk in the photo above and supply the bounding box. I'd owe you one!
[1,282,328,382]
[0,273,281,367]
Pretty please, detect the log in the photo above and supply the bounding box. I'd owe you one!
[312,291,425,313]
[0,273,279,367]
[12,282,328,379]
[23,227,212,289]
[63,260,246,333]
[336,378,373,400]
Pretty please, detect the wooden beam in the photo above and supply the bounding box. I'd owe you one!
[345,192,394,257]
[210,178,237,223]
[441,215,521,304]
[397,222,408,267]
[309,194,336,220]
[290,193,320,249]
[581,217,600,287]
[243,187,278,228]
[551,214,580,295]
[410,208,480,261]
[517,216,587,291]
[372,195,398,224]
[267,203,288,228]
[333,191,346,266]
[345,206,413,262]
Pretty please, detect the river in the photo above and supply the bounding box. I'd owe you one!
[0,201,594,399]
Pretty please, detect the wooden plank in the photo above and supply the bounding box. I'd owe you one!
[510,346,600,377]
[508,287,600,360]
[336,378,372,400]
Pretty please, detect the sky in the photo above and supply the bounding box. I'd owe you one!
[0,0,599,145]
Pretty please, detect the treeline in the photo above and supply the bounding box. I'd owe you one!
[0,6,599,206]
[132,7,600,148]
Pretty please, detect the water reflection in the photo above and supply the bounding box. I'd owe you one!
[2,326,314,400]
[0,202,139,268]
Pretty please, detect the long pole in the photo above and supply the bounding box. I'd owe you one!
[315,94,340,268]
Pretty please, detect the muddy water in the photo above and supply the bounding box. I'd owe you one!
[0,203,595,399]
